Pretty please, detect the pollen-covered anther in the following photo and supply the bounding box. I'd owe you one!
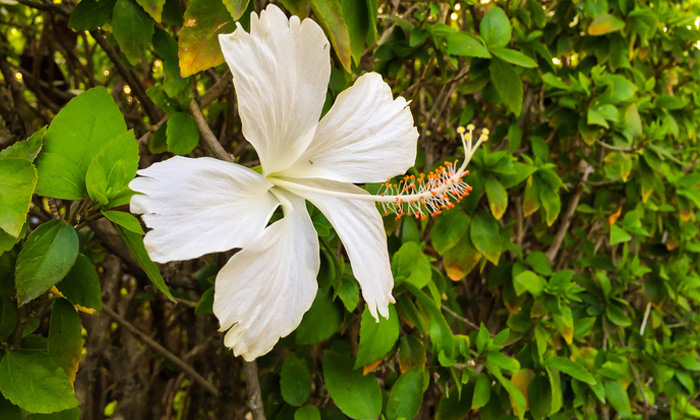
[376,124,488,220]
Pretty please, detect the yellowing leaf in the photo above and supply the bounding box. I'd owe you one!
[608,207,622,226]
[178,0,235,77]
[511,369,535,412]
[363,359,382,375]
[309,0,352,73]
[588,13,625,36]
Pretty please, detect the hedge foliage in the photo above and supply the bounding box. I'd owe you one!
[1,0,700,419]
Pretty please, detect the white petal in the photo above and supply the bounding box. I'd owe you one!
[213,190,320,360]
[219,4,331,176]
[129,156,279,263]
[284,178,394,320]
[280,73,419,183]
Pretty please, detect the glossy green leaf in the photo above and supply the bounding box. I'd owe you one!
[0,158,37,237]
[166,112,200,156]
[588,13,625,35]
[25,408,81,420]
[491,47,537,68]
[85,130,139,207]
[36,88,127,200]
[114,225,175,301]
[112,0,155,65]
[386,367,424,420]
[135,0,166,22]
[604,381,631,416]
[15,221,79,306]
[0,126,44,162]
[323,349,382,419]
[56,254,102,311]
[391,241,432,288]
[355,305,399,368]
[0,350,78,414]
[480,7,511,48]
[309,0,352,72]
[48,299,83,381]
[296,289,343,345]
[446,32,491,58]
[547,357,597,385]
[490,58,522,116]
[484,176,508,220]
[280,354,312,406]
[102,211,144,235]
[609,223,631,245]
[294,405,321,420]
[431,210,470,255]
[68,0,117,30]
[514,270,545,297]
[470,211,501,265]
[472,373,491,409]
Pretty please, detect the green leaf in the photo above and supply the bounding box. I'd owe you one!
[68,0,117,30]
[112,0,155,65]
[85,130,139,207]
[36,88,127,200]
[443,228,481,280]
[48,299,83,381]
[539,184,560,226]
[484,176,508,220]
[489,58,522,116]
[15,221,79,306]
[0,296,18,342]
[588,13,625,35]
[280,354,312,406]
[355,305,399,368]
[480,7,511,48]
[0,223,25,254]
[114,225,175,301]
[339,0,371,65]
[0,158,37,237]
[546,357,597,385]
[166,112,200,156]
[431,210,470,255]
[470,211,501,265]
[152,30,191,97]
[309,0,352,73]
[56,254,102,312]
[605,303,631,327]
[609,223,631,245]
[525,251,552,276]
[323,349,382,419]
[472,373,492,409]
[386,366,425,420]
[604,381,631,416]
[0,126,44,162]
[135,0,166,22]
[391,242,432,288]
[279,0,310,17]
[446,32,491,58]
[486,364,526,419]
[102,211,144,235]
[194,287,214,315]
[178,0,235,77]
[0,350,78,414]
[514,270,545,297]
[491,47,537,68]
[295,289,343,345]
[294,405,321,420]
[25,408,81,420]
[220,0,249,20]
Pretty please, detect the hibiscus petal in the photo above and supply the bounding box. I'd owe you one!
[219,4,331,175]
[213,190,320,360]
[129,156,279,263]
[281,72,418,183]
[283,178,394,320]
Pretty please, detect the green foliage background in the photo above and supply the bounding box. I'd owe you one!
[1,0,700,419]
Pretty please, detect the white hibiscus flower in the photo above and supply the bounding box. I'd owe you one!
[129,4,485,361]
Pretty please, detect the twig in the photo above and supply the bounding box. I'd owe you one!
[189,100,232,162]
[546,161,593,262]
[242,360,266,420]
[89,30,162,124]
[101,305,220,398]
[441,304,479,331]
[617,328,650,419]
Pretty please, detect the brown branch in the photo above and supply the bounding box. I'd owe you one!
[102,305,220,398]
[89,30,162,124]
[189,100,232,162]
[441,304,479,331]
[545,162,593,262]
[242,361,266,420]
